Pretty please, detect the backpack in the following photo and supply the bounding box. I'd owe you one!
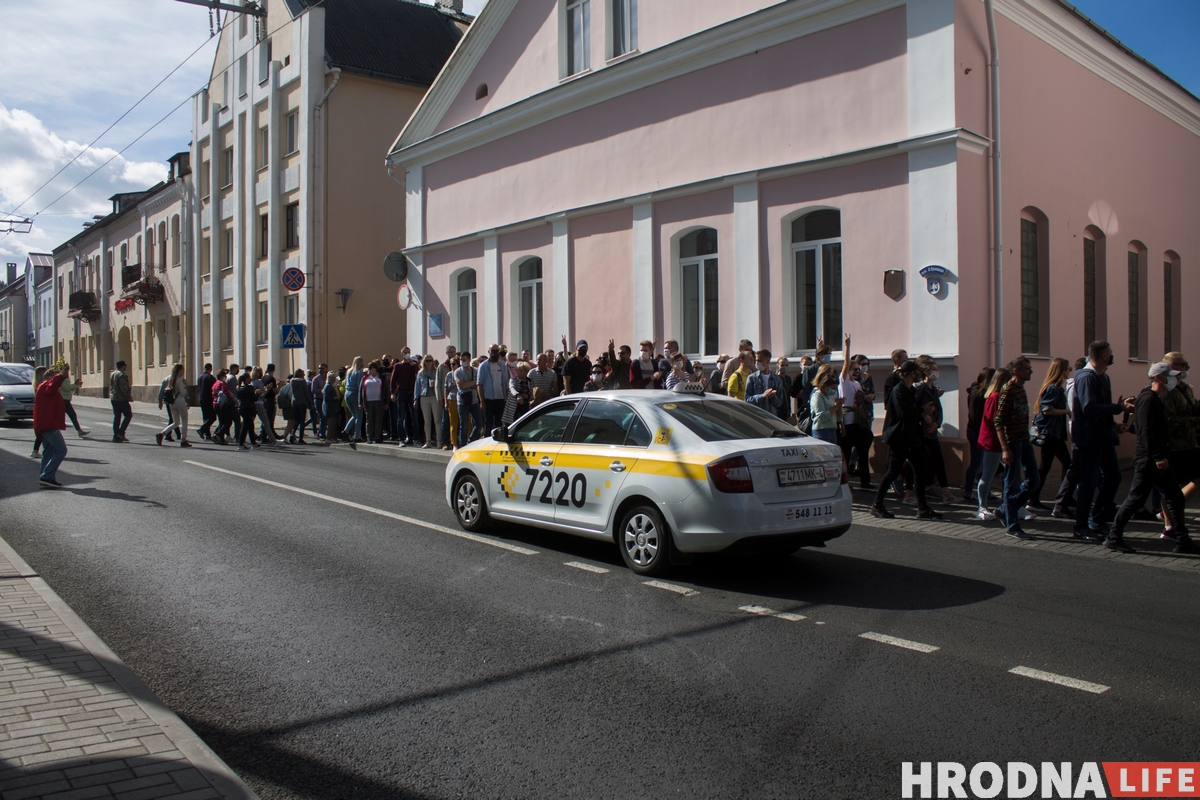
[277,381,293,408]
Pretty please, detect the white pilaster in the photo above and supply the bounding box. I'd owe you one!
[732,180,761,347]
[631,203,654,343]
[405,165,425,351]
[267,60,282,367]
[551,218,570,344]
[907,0,955,137]
[482,236,500,347]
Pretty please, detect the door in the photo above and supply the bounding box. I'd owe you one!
[553,399,652,532]
[487,399,579,525]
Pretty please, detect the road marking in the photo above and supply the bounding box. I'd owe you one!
[738,605,776,615]
[858,632,940,653]
[183,460,538,556]
[564,561,610,574]
[774,612,807,622]
[1008,666,1110,694]
[642,580,698,597]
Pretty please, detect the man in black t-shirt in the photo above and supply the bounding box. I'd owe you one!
[563,340,592,394]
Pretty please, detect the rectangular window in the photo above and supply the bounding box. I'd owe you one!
[238,54,248,97]
[1163,260,1173,353]
[220,147,234,189]
[611,0,637,58]
[259,213,269,259]
[201,313,211,354]
[258,300,269,344]
[285,202,300,250]
[238,11,248,38]
[200,236,211,276]
[681,258,719,357]
[1128,250,1141,360]
[1020,218,1040,354]
[222,70,230,109]
[793,245,842,351]
[1083,238,1097,347]
[120,243,128,266]
[105,250,113,291]
[222,228,234,268]
[284,295,299,326]
[257,126,269,170]
[566,0,590,76]
[258,40,272,84]
[159,319,168,366]
[222,309,233,351]
[200,159,211,198]
[285,111,299,155]
[58,276,63,309]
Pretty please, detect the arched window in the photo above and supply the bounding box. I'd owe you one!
[158,221,167,270]
[516,258,543,354]
[791,210,841,351]
[136,235,143,268]
[1165,251,1181,353]
[1128,241,1147,360]
[171,215,181,266]
[679,228,719,356]
[1083,226,1106,349]
[1020,207,1049,355]
[456,269,478,356]
[146,228,155,269]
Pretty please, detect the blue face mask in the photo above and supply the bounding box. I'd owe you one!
[820,354,832,364]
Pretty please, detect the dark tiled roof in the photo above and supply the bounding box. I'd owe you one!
[293,0,467,86]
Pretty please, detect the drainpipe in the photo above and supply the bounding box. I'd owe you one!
[985,0,1003,367]
[311,67,340,366]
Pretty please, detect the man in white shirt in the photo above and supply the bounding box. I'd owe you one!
[479,344,510,433]
[454,353,484,445]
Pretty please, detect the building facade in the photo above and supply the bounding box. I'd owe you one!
[0,262,29,364]
[189,0,466,376]
[53,154,194,401]
[387,0,1200,472]
[24,254,55,367]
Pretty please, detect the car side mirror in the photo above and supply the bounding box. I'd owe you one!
[492,426,509,442]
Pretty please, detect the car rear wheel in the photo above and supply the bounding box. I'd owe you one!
[453,472,490,532]
[618,504,671,576]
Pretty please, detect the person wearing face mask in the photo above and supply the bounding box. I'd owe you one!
[480,344,510,432]
[1104,363,1198,554]
[605,340,634,390]
[1070,341,1137,541]
[583,364,606,392]
[705,355,731,395]
[563,339,592,395]
[913,355,952,504]
[840,350,874,488]
[872,360,940,520]
[790,339,830,425]
[745,349,784,414]
[631,339,661,389]
[1159,352,1199,542]
[775,357,794,422]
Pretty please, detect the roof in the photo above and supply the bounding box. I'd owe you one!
[292,0,469,86]
[26,254,52,269]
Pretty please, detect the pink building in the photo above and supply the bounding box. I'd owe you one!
[386,0,1200,472]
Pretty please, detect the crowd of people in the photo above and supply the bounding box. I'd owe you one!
[27,336,1198,556]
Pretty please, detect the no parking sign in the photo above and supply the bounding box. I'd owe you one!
[282,267,305,291]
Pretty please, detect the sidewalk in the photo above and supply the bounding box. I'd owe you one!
[0,536,257,799]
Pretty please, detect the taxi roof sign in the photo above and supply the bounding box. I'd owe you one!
[671,381,706,394]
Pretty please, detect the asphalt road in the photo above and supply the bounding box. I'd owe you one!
[2,407,1198,799]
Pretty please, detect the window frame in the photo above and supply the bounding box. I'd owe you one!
[676,228,719,359]
[220,147,234,190]
[455,269,478,356]
[257,300,270,344]
[608,0,637,60]
[510,399,581,444]
[1018,209,1050,356]
[259,213,269,260]
[516,258,544,355]
[284,111,299,156]
[284,202,300,250]
[1127,244,1148,360]
[570,398,649,448]
[562,0,591,78]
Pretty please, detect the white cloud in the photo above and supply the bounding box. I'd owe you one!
[0,104,168,267]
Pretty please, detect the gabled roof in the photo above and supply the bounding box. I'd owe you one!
[292,0,469,86]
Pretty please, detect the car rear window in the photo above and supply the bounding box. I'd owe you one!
[657,399,802,442]
[0,366,33,385]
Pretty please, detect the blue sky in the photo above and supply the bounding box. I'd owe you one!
[0,0,1195,268]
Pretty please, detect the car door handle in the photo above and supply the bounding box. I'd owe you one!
[609,461,626,472]
[540,456,553,467]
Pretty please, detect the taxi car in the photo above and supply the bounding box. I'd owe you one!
[0,363,35,423]
[445,384,852,575]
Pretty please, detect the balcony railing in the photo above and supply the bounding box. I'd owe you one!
[67,291,101,322]
[118,267,165,306]
[120,263,143,288]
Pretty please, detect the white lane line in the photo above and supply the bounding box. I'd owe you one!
[564,561,610,574]
[738,605,776,615]
[859,632,940,653]
[183,460,538,556]
[643,580,699,597]
[774,612,807,622]
[1008,666,1110,694]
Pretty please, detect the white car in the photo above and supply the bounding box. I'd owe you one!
[0,363,35,423]
[445,385,852,574]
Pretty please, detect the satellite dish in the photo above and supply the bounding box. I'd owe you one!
[383,252,408,282]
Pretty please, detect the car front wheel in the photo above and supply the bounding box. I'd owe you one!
[453,472,490,532]
[618,504,672,576]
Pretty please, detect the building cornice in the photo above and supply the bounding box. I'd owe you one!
[996,0,1200,138]
[388,0,906,166]
[403,127,986,257]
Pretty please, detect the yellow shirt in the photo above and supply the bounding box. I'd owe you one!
[726,367,749,401]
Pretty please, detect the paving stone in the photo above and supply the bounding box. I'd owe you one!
[40,785,114,800]
[168,768,213,792]
[1,778,73,800]
[109,772,176,793]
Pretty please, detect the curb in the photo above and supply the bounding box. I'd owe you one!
[329,441,453,464]
[0,535,259,800]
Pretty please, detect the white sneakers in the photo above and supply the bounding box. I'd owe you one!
[76,427,90,437]
[1019,507,1038,521]
[975,509,996,521]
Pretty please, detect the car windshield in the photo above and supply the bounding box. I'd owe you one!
[0,365,33,385]
[657,399,802,442]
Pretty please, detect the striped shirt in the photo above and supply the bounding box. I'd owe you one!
[527,367,557,393]
[994,381,1030,445]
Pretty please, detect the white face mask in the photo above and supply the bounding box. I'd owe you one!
[758,363,769,373]
[859,365,869,375]
[1177,370,1189,381]
[929,369,940,382]
[820,354,831,364]
[1167,376,1179,390]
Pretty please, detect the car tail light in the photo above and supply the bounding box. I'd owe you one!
[840,453,849,485]
[708,455,754,493]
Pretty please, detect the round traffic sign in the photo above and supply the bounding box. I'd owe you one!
[397,283,412,310]
[282,267,305,292]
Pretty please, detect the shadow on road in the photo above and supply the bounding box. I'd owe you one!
[64,487,167,508]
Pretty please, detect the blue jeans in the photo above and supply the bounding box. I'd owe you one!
[963,434,984,495]
[976,450,1005,511]
[458,400,484,445]
[1002,439,1040,530]
[393,390,414,442]
[440,406,452,447]
[1074,442,1121,530]
[812,427,838,444]
[342,396,361,439]
[39,429,67,482]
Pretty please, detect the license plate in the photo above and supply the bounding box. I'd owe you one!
[784,503,834,522]
[777,466,826,487]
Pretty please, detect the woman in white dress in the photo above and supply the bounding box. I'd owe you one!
[157,363,192,447]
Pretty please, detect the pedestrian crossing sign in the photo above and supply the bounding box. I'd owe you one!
[281,324,306,349]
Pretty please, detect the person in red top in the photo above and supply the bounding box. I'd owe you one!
[972,367,1011,521]
[33,366,69,488]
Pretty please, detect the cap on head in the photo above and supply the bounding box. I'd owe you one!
[116,360,126,369]
[576,339,588,349]
[1148,362,1181,380]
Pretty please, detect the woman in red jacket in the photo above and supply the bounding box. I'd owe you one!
[33,367,68,488]
[973,367,1011,520]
